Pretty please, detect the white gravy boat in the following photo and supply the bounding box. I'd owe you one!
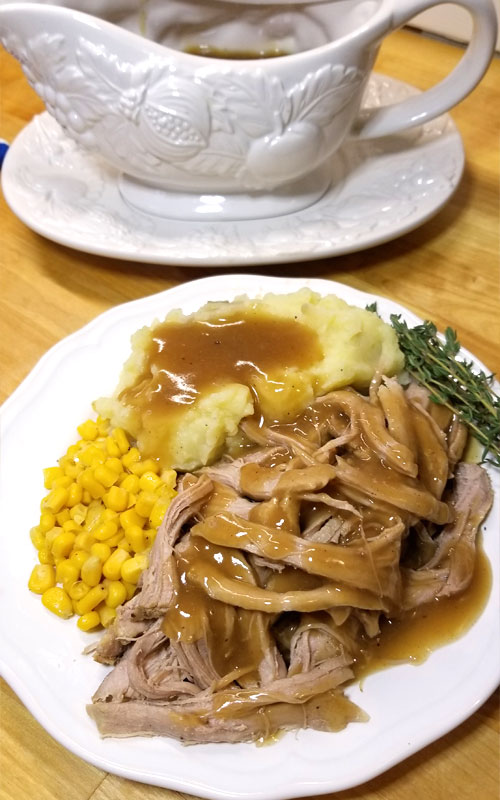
[0,0,497,219]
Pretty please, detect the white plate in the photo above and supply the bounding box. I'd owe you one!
[1,74,464,266]
[1,275,498,800]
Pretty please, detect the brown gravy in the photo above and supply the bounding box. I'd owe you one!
[357,540,492,677]
[184,44,289,59]
[162,538,268,683]
[120,310,322,417]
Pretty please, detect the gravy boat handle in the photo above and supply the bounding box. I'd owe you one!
[353,0,497,139]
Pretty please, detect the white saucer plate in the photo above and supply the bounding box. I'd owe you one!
[1,74,464,266]
[0,275,498,800]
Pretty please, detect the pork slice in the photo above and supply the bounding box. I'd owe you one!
[447,415,468,468]
[87,686,364,743]
[241,419,317,465]
[171,639,221,691]
[335,456,451,525]
[305,515,356,544]
[126,624,199,700]
[402,463,493,608]
[408,399,449,499]
[404,381,431,409]
[201,480,255,519]
[133,475,213,620]
[200,447,285,492]
[377,376,417,455]
[316,389,418,478]
[92,598,150,665]
[93,621,198,702]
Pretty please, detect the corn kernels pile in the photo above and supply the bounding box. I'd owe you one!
[28,417,177,631]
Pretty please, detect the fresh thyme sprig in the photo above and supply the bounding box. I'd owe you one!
[389,315,500,468]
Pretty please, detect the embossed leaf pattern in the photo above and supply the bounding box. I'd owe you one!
[286,64,363,127]
[75,39,150,113]
[211,73,284,138]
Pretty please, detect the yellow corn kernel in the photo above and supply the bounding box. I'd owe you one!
[56,559,80,591]
[119,473,140,494]
[84,444,107,469]
[30,526,45,551]
[125,524,146,554]
[61,457,81,479]
[122,580,137,600]
[105,457,123,475]
[42,586,73,618]
[81,555,103,587]
[102,548,130,581]
[43,466,64,489]
[120,508,145,530]
[85,501,105,531]
[93,520,118,542]
[134,491,157,518]
[80,469,106,499]
[65,443,80,458]
[42,486,69,513]
[93,464,119,488]
[96,415,110,435]
[105,436,121,458]
[77,611,101,631]
[160,469,177,491]
[45,526,63,548]
[149,499,170,528]
[99,604,117,628]
[69,580,90,601]
[143,527,157,548]
[82,489,92,505]
[117,537,133,554]
[38,546,54,565]
[105,580,127,609]
[52,475,73,489]
[90,542,111,562]
[75,583,108,615]
[62,519,80,534]
[112,427,130,455]
[101,508,119,523]
[104,485,129,512]
[120,554,148,584]
[138,471,161,493]
[77,419,99,441]
[105,531,125,548]
[74,530,95,552]
[51,531,76,559]
[28,564,56,594]
[39,511,57,533]
[130,458,157,476]
[70,503,87,525]
[67,482,83,507]
[55,508,71,525]
[126,493,137,509]
[69,550,89,571]
[121,447,140,470]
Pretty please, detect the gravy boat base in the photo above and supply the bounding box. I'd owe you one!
[119,167,331,221]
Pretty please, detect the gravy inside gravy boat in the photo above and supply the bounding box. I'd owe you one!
[0,0,497,219]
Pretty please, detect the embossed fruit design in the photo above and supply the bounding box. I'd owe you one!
[140,76,210,161]
[246,121,324,185]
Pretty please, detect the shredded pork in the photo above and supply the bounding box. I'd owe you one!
[88,384,492,744]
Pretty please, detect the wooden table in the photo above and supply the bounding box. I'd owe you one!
[1,28,499,800]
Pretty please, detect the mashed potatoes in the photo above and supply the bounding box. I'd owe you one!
[95,290,403,470]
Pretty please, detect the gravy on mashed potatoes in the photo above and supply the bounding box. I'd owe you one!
[95,290,403,470]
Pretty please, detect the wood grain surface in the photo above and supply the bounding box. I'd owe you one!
[1,28,499,800]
